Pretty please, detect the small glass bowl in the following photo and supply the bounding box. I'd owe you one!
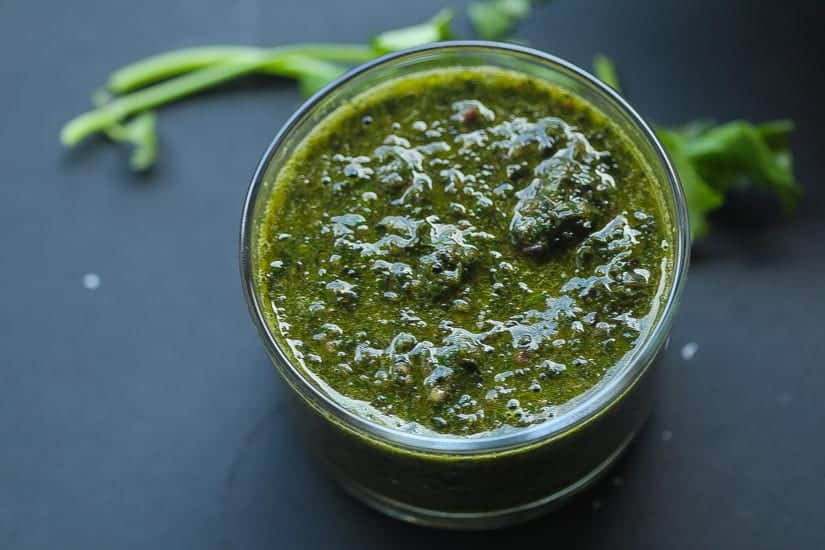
[240,41,690,530]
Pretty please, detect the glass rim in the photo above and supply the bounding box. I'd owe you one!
[240,40,691,455]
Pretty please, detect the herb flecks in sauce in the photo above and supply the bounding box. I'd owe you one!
[258,67,673,435]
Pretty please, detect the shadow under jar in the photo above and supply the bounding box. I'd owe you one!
[240,41,690,530]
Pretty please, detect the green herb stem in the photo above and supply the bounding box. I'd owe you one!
[62,55,265,146]
[108,44,377,93]
[63,47,363,146]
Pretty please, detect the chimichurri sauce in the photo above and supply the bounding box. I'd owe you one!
[257,67,673,435]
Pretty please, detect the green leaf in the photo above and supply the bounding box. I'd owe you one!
[657,128,724,239]
[679,120,800,214]
[468,0,532,40]
[593,54,621,92]
[104,111,159,171]
[372,9,455,54]
[658,119,800,239]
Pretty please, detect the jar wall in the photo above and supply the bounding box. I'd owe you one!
[282,353,661,529]
[241,42,688,529]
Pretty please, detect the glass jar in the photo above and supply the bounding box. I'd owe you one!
[240,41,690,530]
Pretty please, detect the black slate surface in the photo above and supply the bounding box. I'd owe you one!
[1,1,823,548]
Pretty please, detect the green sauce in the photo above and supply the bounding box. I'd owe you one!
[256,67,673,436]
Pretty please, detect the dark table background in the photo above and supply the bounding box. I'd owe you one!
[2,0,823,548]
